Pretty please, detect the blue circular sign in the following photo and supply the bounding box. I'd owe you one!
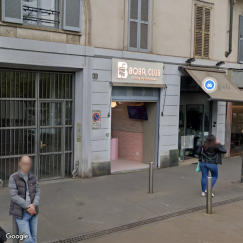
[202,78,218,93]
[204,80,215,91]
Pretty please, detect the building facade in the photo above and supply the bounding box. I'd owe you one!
[1,0,243,183]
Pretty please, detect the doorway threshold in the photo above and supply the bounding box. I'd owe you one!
[111,167,150,175]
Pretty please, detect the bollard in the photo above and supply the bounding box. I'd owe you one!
[206,177,213,215]
[12,216,19,243]
[149,162,154,194]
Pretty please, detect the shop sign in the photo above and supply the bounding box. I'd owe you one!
[92,110,101,129]
[112,59,163,85]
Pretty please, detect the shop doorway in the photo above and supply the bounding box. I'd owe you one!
[0,70,74,183]
[111,102,158,172]
[110,87,159,172]
[179,92,212,161]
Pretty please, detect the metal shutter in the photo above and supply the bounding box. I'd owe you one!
[194,5,211,59]
[140,0,149,51]
[238,16,243,63]
[63,0,82,32]
[1,0,23,24]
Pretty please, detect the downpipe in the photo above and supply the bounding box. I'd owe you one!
[225,0,234,57]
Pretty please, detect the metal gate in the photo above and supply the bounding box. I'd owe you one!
[0,70,74,183]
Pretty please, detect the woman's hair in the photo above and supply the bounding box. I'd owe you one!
[202,135,217,151]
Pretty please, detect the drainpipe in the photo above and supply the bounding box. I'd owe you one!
[225,0,234,57]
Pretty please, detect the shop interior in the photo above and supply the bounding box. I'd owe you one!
[110,101,157,172]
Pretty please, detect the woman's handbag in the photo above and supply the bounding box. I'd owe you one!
[196,162,201,172]
[196,147,203,173]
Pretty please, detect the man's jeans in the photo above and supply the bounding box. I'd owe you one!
[15,211,38,243]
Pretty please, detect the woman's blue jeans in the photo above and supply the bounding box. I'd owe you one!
[199,162,218,192]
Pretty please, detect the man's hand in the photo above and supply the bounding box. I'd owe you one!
[29,210,37,216]
[216,139,221,145]
[27,204,36,215]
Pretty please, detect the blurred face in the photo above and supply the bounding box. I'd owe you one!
[19,156,32,174]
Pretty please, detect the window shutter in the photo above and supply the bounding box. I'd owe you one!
[140,0,149,51]
[63,0,82,32]
[1,0,23,24]
[194,5,204,58]
[129,0,139,50]
[238,15,243,63]
[194,5,211,59]
[203,7,211,58]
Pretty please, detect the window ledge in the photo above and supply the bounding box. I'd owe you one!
[0,22,82,36]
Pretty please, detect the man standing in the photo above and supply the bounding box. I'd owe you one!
[9,156,41,243]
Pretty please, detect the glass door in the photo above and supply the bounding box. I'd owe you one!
[178,104,212,161]
[185,105,204,158]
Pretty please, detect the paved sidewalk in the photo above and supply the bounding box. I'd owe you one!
[86,200,243,243]
[0,157,243,242]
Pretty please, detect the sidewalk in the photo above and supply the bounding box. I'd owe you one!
[85,200,243,243]
[0,157,243,242]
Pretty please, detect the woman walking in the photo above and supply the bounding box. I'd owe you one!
[197,135,227,197]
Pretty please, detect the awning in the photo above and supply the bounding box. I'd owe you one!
[183,66,243,102]
[109,82,166,89]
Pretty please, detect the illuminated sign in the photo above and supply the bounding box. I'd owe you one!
[112,59,163,85]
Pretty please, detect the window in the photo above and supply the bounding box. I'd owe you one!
[23,0,59,28]
[194,5,212,59]
[238,16,243,63]
[1,0,83,32]
[128,0,149,52]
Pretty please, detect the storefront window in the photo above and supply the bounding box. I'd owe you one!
[231,104,243,156]
[178,104,212,161]
[185,105,204,158]
[204,105,210,140]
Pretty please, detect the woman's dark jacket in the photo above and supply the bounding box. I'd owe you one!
[196,144,227,164]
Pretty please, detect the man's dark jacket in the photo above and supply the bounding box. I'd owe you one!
[9,171,41,219]
[196,144,227,164]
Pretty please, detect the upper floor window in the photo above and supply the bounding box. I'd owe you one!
[1,0,82,32]
[23,0,59,29]
[128,0,149,52]
[238,16,243,63]
[194,5,212,59]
